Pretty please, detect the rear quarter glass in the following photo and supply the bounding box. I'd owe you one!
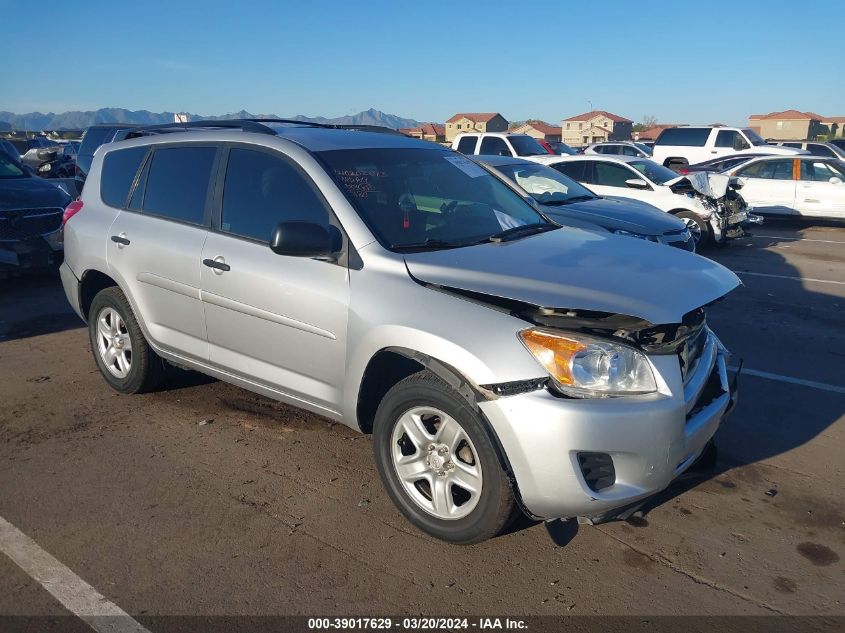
[100,146,149,208]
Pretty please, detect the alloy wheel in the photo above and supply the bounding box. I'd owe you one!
[95,307,133,378]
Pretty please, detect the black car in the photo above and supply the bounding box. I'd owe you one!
[76,124,137,184]
[678,153,773,175]
[827,138,845,152]
[0,151,70,273]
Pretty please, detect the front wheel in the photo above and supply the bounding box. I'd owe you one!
[674,210,712,247]
[373,371,516,544]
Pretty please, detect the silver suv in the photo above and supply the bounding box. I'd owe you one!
[60,120,740,544]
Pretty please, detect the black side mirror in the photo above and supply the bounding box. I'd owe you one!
[270,221,342,258]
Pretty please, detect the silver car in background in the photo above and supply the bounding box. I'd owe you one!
[60,120,740,544]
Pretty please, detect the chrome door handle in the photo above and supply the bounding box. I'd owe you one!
[110,233,130,248]
[202,257,230,274]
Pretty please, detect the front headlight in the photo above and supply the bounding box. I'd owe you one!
[518,328,657,397]
[38,163,52,173]
[612,229,658,242]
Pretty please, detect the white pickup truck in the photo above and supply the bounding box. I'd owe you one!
[652,126,805,171]
[451,132,550,158]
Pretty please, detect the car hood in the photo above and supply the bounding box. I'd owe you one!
[542,197,686,234]
[0,177,72,211]
[404,229,739,325]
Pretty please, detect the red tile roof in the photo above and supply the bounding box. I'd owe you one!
[418,123,445,136]
[822,116,845,124]
[637,124,681,139]
[447,112,502,124]
[515,120,562,135]
[563,110,632,123]
[749,109,826,121]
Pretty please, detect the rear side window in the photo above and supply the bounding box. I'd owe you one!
[552,161,588,182]
[100,147,148,208]
[456,136,477,154]
[142,146,216,224]
[479,136,510,156]
[655,128,711,147]
[221,148,329,242]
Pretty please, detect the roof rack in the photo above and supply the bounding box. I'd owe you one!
[243,119,406,135]
[122,118,407,139]
[123,119,279,139]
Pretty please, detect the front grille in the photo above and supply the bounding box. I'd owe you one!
[0,208,63,241]
[577,452,616,492]
[679,325,708,382]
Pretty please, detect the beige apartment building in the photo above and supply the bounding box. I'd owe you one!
[445,113,509,142]
[561,110,633,146]
[509,120,562,141]
[748,110,829,140]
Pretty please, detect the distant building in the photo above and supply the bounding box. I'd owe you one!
[510,120,562,141]
[748,110,828,140]
[445,113,509,142]
[634,124,684,141]
[403,123,446,143]
[561,110,632,145]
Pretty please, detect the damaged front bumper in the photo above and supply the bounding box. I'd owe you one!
[479,331,736,520]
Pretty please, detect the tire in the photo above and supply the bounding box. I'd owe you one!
[88,287,165,394]
[373,370,516,544]
[674,210,712,247]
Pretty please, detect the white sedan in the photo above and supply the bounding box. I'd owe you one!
[723,156,845,219]
[527,154,749,244]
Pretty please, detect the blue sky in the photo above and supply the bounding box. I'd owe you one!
[2,0,843,125]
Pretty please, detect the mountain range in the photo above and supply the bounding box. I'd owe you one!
[0,107,423,131]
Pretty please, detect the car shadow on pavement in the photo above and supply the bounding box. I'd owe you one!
[0,269,84,342]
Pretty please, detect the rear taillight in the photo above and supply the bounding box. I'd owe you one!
[62,200,84,226]
[678,168,690,175]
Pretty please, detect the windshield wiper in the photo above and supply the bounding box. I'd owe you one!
[485,223,558,243]
[391,238,469,252]
[541,195,596,206]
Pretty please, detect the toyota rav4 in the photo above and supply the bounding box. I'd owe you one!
[60,120,740,544]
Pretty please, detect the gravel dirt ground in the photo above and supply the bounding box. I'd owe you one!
[0,220,843,626]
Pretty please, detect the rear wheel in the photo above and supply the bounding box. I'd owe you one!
[88,287,164,394]
[674,210,712,247]
[373,371,516,544]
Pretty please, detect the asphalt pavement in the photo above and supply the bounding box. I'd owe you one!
[0,219,842,630]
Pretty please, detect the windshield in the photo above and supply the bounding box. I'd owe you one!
[634,142,653,156]
[628,160,679,185]
[493,162,597,206]
[508,135,550,157]
[318,148,551,251]
[742,128,769,147]
[0,152,27,179]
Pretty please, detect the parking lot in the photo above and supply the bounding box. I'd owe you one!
[0,220,843,624]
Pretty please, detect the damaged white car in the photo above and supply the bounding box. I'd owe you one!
[528,154,762,246]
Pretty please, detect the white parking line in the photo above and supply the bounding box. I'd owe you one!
[753,235,845,245]
[728,366,845,395]
[735,270,845,286]
[0,514,150,633]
